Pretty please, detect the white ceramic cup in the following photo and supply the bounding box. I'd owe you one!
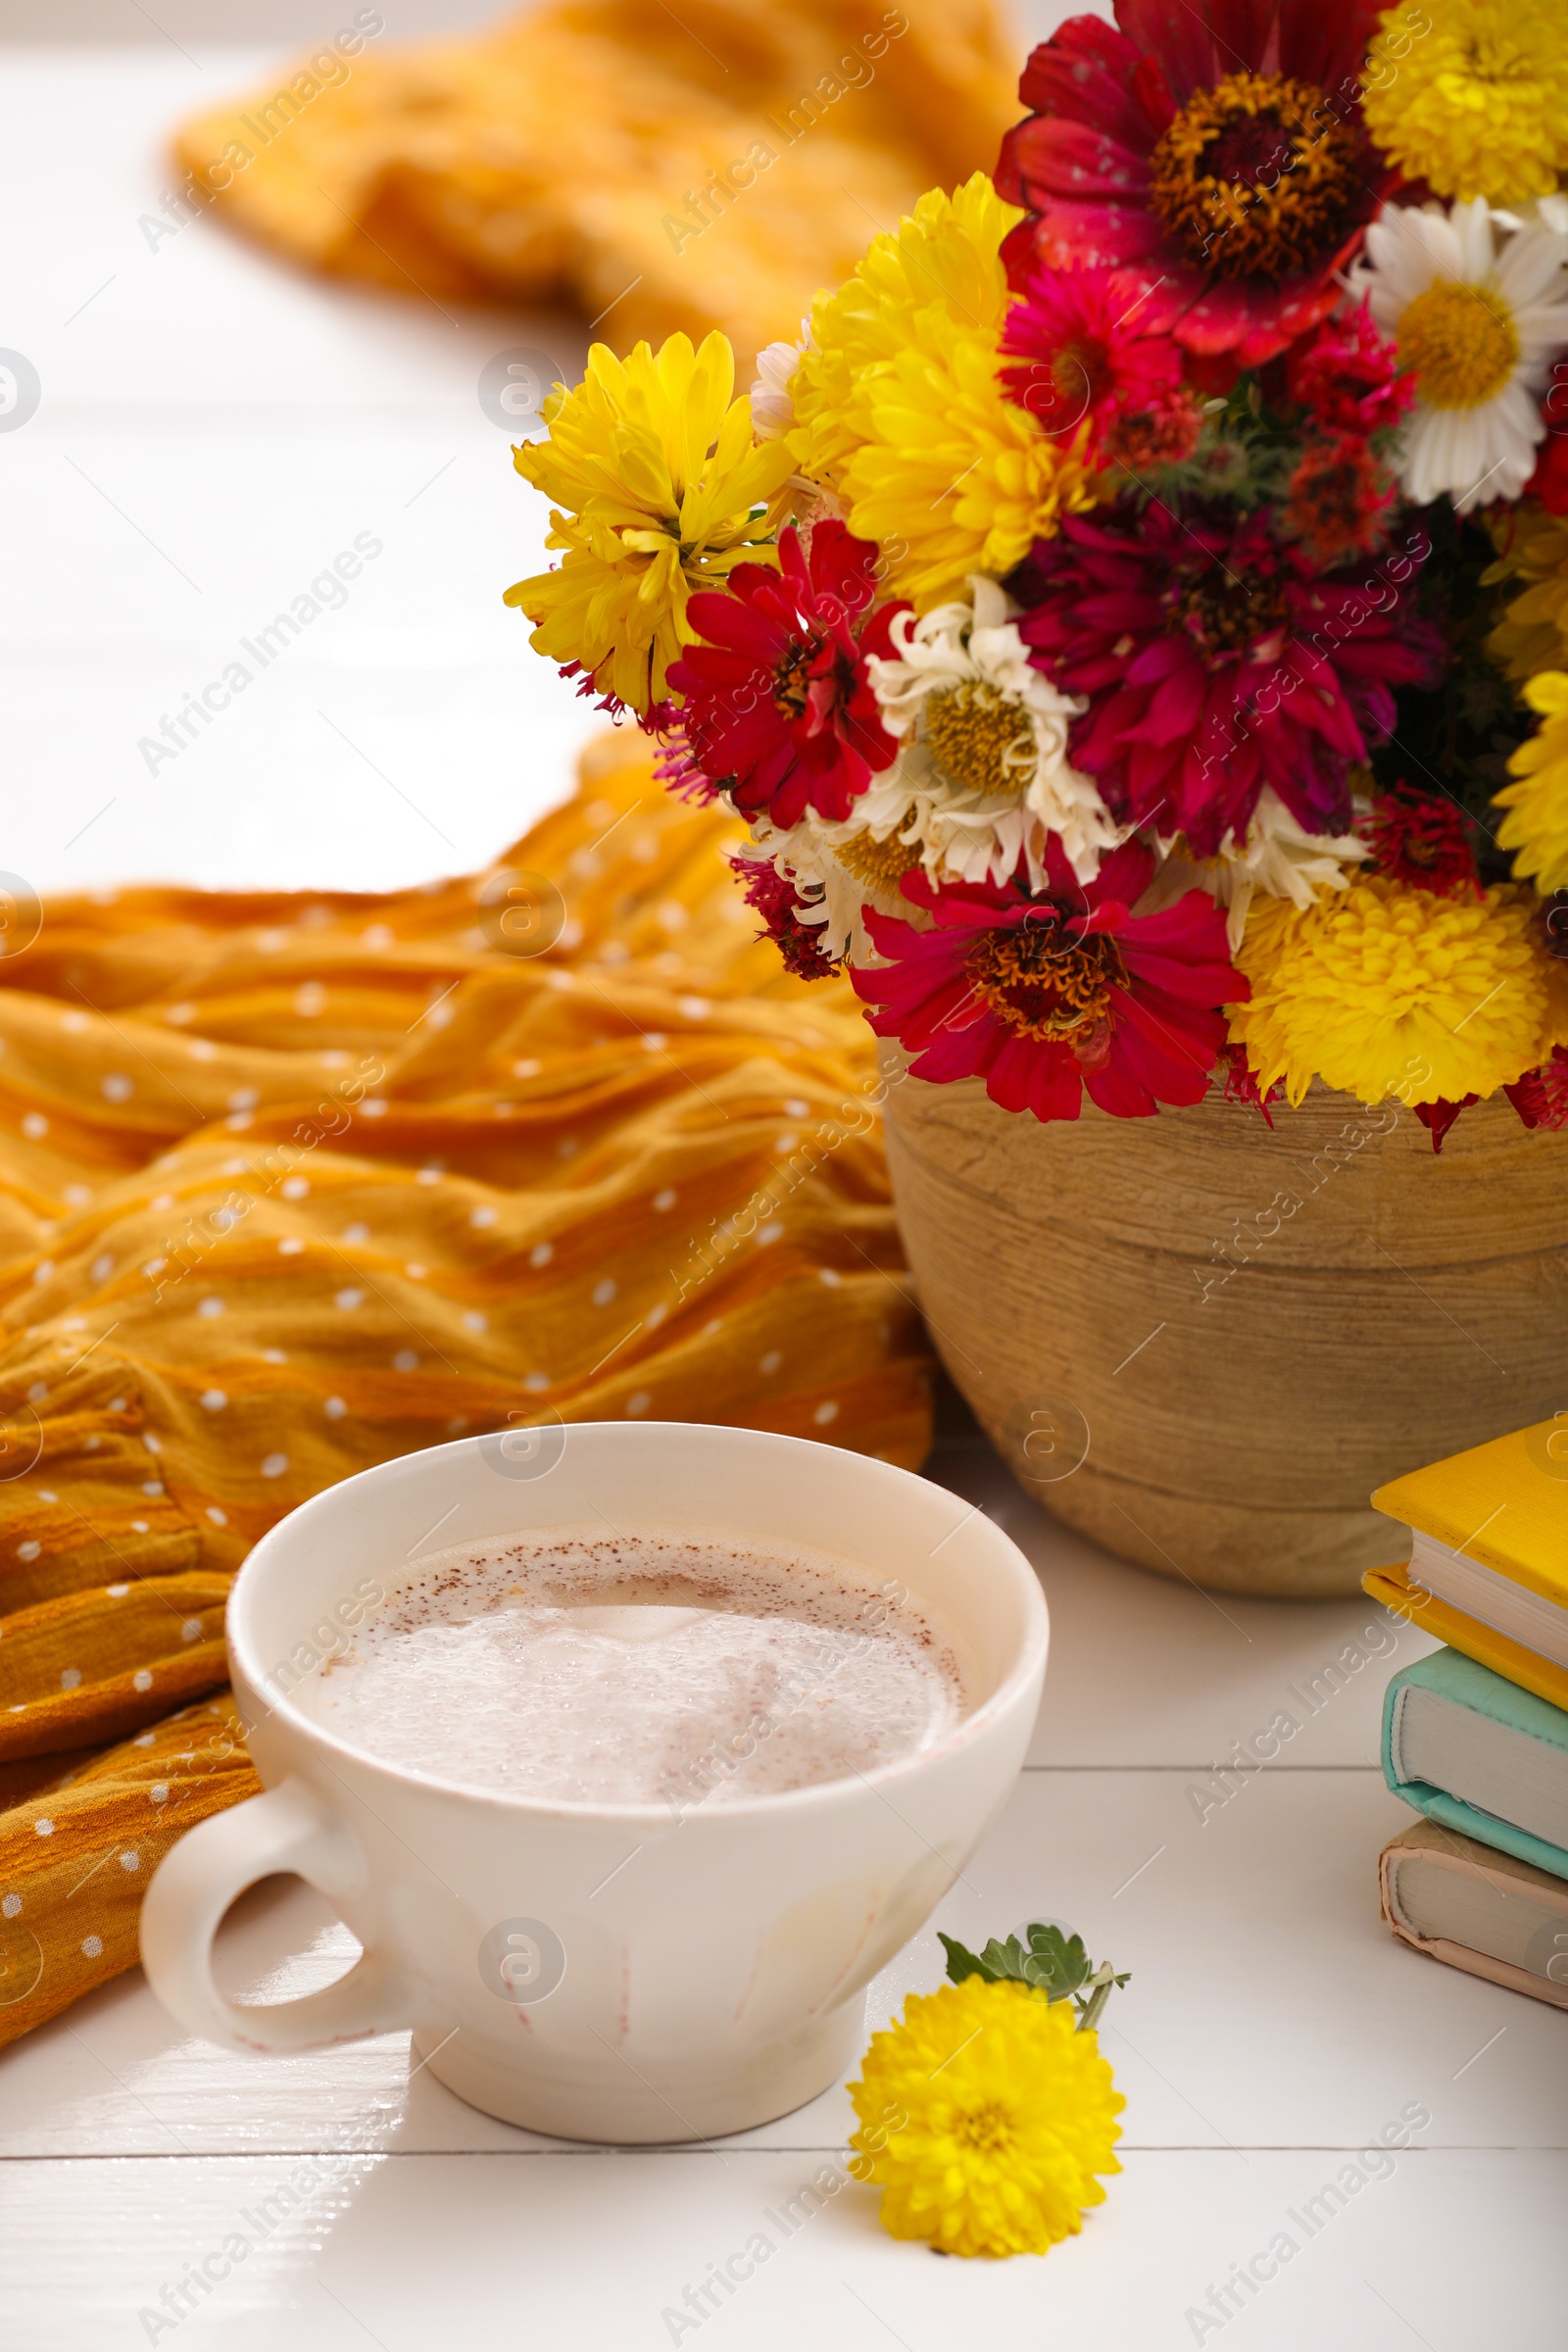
[140,1423,1048,2143]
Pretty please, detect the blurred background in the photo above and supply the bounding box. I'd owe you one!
[2,0,1081,899]
[1,3,546,31]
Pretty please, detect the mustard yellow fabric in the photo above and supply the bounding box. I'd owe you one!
[171,0,1020,368]
[0,731,929,2046]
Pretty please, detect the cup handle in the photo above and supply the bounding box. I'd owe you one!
[140,1778,414,2054]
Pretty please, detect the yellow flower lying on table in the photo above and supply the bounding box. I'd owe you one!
[848,1923,1128,2258]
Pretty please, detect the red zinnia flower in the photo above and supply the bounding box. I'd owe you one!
[1506,1044,1568,1132]
[1284,433,1396,565]
[1413,1095,1476,1153]
[1008,503,1443,856]
[995,3,1390,367]
[1526,436,1568,515]
[666,522,902,830]
[1362,786,1479,900]
[731,855,840,980]
[851,840,1244,1123]
[1524,373,1568,513]
[1432,1044,1568,1150]
[998,264,1199,466]
[1285,305,1412,438]
[1220,1040,1285,1125]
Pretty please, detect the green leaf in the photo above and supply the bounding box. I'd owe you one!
[940,1925,1130,2028]
[937,1931,993,1985]
[1018,1923,1093,1999]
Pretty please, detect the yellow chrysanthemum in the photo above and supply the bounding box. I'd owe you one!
[838,312,1095,612]
[1230,873,1558,1107]
[506,333,793,714]
[1484,506,1568,684]
[1495,670,1568,894]
[847,1977,1123,2259]
[1361,1,1568,208]
[788,172,1020,489]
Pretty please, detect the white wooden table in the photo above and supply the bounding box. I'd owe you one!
[2,38,1565,2352]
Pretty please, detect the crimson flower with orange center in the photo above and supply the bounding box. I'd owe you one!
[852,840,1243,1122]
[995,2,1390,367]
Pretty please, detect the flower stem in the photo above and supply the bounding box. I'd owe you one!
[1077,1964,1118,2033]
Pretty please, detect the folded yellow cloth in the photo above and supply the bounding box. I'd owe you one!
[0,731,929,2046]
[170,0,1019,366]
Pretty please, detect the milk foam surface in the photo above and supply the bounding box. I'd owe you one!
[304,1529,968,1805]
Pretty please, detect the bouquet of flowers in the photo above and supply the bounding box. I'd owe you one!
[507,0,1568,1149]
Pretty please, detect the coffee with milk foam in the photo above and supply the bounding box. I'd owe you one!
[302,1528,970,1808]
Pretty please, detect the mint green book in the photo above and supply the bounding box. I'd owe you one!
[1382,1648,1568,1883]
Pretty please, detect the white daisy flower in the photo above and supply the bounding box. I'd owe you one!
[863,577,1122,886]
[749,321,812,441]
[1348,197,1568,514]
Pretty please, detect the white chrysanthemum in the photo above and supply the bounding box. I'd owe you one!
[743,785,930,962]
[750,321,812,441]
[1210,790,1368,951]
[1348,197,1568,513]
[1141,790,1366,948]
[863,577,1121,885]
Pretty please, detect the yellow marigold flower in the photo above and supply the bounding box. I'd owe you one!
[1484,507,1568,685]
[1495,670,1568,895]
[506,333,793,714]
[838,311,1095,612]
[1230,874,1557,1107]
[788,172,1021,489]
[1361,0,1568,208]
[847,1977,1123,2259]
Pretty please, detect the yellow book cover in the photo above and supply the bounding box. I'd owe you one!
[1370,1419,1568,1610]
[1361,1565,1568,1714]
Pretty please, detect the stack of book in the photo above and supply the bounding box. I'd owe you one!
[1364,1417,1568,2010]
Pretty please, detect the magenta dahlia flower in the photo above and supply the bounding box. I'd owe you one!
[666,522,901,830]
[1009,504,1442,855]
[852,840,1243,1122]
[995,3,1389,367]
[999,264,1200,467]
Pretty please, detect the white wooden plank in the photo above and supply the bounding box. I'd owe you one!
[0,2147,1559,2351]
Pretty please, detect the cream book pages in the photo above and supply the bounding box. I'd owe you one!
[1386,1853,1568,1980]
[1407,1531,1568,1670]
[1380,1822,1568,2010]
[1393,1685,1568,1850]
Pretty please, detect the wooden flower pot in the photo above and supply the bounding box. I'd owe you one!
[881,1058,1568,1596]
